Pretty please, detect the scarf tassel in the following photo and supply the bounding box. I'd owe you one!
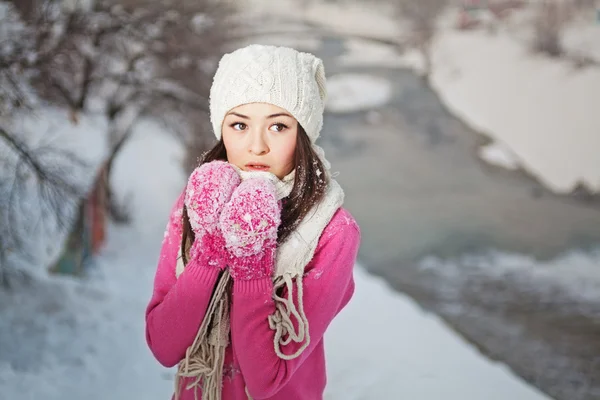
[175,269,232,400]
[174,271,310,400]
[269,273,310,360]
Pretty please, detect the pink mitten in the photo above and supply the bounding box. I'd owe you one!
[185,160,241,269]
[219,178,281,280]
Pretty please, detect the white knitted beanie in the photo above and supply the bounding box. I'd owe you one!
[209,44,327,144]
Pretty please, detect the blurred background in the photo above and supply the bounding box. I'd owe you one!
[0,0,599,399]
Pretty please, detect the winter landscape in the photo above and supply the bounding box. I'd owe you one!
[1,1,599,400]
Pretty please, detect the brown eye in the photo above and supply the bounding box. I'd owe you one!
[231,122,246,131]
[270,123,288,132]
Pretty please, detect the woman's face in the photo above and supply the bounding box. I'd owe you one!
[222,103,298,179]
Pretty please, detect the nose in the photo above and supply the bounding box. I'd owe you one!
[248,129,269,156]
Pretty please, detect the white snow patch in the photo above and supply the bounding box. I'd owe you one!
[420,249,600,306]
[478,140,521,170]
[326,74,393,113]
[338,39,410,68]
[11,107,108,163]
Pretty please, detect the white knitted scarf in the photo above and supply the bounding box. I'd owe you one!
[174,161,344,400]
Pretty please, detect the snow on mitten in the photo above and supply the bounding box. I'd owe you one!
[185,160,241,269]
[219,178,281,280]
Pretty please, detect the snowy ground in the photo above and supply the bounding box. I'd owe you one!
[325,267,552,400]
[0,119,553,400]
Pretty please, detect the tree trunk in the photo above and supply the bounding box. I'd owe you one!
[102,126,135,223]
[50,199,88,275]
[420,41,433,84]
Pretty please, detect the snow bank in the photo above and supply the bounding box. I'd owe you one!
[430,29,600,193]
[338,38,421,69]
[419,249,600,307]
[326,73,393,113]
[478,140,521,170]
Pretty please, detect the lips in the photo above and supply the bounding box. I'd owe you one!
[245,163,270,172]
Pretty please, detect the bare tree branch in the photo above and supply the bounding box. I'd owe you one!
[0,124,90,284]
[0,126,84,198]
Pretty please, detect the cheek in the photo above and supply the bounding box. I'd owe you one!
[223,133,242,164]
[278,137,297,167]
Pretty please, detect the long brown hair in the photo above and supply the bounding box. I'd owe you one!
[180,125,327,265]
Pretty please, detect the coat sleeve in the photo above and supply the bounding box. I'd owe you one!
[145,191,221,367]
[230,211,360,398]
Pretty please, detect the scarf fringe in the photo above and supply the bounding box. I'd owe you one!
[174,271,310,400]
[175,269,232,400]
[269,273,310,359]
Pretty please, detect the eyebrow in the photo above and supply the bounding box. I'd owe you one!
[225,112,293,119]
[266,113,293,119]
[227,112,249,119]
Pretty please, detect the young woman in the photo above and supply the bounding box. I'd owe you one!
[145,44,361,400]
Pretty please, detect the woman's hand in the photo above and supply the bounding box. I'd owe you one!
[184,160,241,269]
[219,177,281,280]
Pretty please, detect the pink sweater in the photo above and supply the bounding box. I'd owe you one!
[145,193,360,400]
